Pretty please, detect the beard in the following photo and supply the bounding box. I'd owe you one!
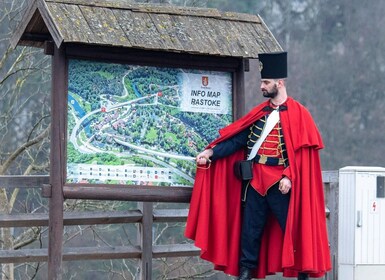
[262,84,278,98]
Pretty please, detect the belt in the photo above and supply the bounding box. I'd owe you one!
[253,154,285,166]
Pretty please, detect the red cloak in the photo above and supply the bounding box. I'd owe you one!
[185,97,332,278]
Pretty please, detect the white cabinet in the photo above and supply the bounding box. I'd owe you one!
[338,166,385,280]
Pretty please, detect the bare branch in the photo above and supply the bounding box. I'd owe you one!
[0,125,50,174]
[13,227,41,250]
[7,163,34,213]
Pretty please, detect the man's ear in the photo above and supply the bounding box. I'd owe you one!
[277,79,285,87]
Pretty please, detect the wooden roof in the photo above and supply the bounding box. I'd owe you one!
[11,0,282,58]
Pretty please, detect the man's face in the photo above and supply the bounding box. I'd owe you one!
[260,79,278,98]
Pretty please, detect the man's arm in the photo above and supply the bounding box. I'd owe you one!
[196,126,250,165]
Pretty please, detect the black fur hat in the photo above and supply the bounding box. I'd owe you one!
[258,51,287,79]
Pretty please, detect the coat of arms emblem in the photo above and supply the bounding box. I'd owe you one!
[202,76,209,86]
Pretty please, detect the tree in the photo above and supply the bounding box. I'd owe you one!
[3,0,385,278]
[0,1,51,279]
[234,0,385,169]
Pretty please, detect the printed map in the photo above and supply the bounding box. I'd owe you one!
[67,60,232,186]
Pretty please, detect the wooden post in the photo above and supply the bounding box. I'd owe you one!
[326,181,339,280]
[322,170,339,280]
[233,58,247,120]
[48,44,66,280]
[138,202,153,280]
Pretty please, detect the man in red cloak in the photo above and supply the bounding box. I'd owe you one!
[185,52,331,279]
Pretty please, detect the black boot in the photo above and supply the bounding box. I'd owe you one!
[297,272,309,280]
[238,266,252,280]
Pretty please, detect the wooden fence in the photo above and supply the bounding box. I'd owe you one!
[0,173,338,279]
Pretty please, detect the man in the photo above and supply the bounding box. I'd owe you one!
[185,52,331,279]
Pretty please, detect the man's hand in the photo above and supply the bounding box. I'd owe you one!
[279,176,291,194]
[196,149,213,165]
